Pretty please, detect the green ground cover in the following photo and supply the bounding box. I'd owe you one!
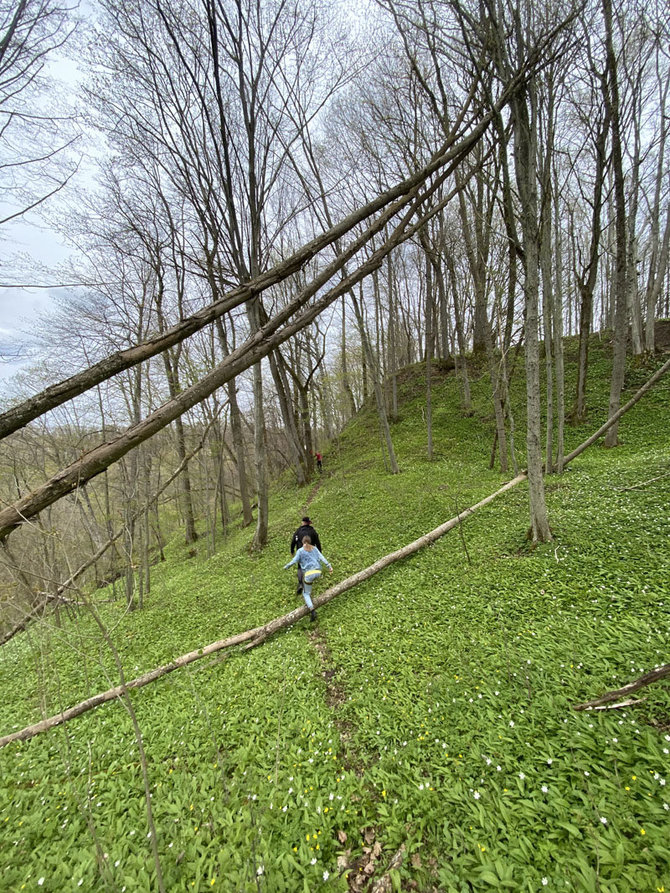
[0,344,669,892]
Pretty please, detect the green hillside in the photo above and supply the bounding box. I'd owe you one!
[1,343,669,892]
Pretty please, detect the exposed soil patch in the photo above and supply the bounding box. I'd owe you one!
[644,712,670,734]
[308,627,347,711]
[306,627,397,889]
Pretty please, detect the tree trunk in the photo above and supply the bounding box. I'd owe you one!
[227,377,253,527]
[512,82,551,542]
[267,349,307,484]
[351,288,399,474]
[540,149,554,474]
[552,164,566,473]
[484,316,508,473]
[424,246,434,460]
[603,0,629,448]
[446,253,472,413]
[250,356,268,550]
[173,414,198,544]
[646,207,670,350]
[387,253,399,421]
[216,318,253,527]
[340,295,357,417]
[645,52,670,352]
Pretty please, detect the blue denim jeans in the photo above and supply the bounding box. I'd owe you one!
[301,585,314,610]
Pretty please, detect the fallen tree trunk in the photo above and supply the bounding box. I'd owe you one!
[0,154,446,442]
[0,80,501,446]
[0,475,526,749]
[244,475,527,650]
[0,151,478,543]
[573,663,670,711]
[0,626,263,749]
[559,356,670,468]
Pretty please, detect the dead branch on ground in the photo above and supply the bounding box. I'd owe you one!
[573,664,670,711]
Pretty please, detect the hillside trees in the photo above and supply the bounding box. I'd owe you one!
[2,0,669,584]
[566,0,670,424]
[87,0,344,547]
[0,88,511,546]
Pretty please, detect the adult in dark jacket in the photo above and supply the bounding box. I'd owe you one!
[290,516,321,593]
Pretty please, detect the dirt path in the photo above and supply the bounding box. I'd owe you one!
[303,475,324,511]
[299,482,408,890]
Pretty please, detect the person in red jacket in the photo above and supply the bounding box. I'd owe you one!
[315,452,323,473]
[290,516,321,594]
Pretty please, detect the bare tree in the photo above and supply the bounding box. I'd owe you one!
[602,0,629,448]
[643,41,670,352]
[0,0,79,232]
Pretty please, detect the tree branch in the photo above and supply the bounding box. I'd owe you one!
[573,664,670,711]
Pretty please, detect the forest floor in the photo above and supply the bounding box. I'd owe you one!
[0,339,669,892]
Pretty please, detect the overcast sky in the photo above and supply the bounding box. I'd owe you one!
[0,212,75,383]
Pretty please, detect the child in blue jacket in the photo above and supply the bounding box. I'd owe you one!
[284,536,333,621]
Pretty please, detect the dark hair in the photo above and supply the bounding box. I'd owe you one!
[302,535,312,545]
[302,516,311,524]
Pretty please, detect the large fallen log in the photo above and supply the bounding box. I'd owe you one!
[1,356,668,748]
[0,475,526,749]
[0,150,475,544]
[243,475,527,650]
[0,627,263,749]
[559,356,670,468]
[0,120,481,443]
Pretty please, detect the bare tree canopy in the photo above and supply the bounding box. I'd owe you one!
[0,0,79,228]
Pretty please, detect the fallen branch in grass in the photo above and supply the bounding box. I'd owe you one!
[370,844,407,893]
[592,698,645,710]
[573,664,670,711]
[614,471,670,492]
[559,356,670,468]
[0,627,263,749]
[244,475,527,651]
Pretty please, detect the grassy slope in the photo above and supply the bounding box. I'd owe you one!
[0,341,669,893]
